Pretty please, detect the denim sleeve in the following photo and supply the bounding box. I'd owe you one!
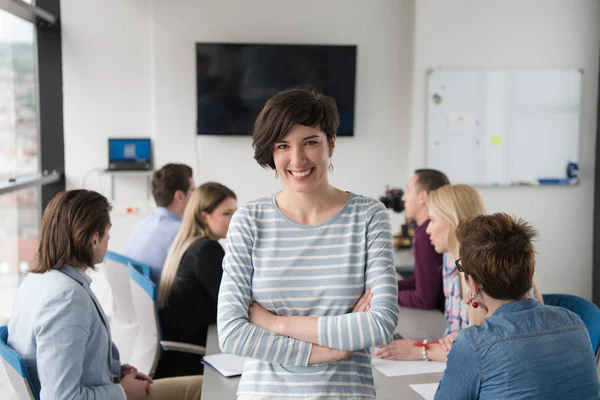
[434,331,481,400]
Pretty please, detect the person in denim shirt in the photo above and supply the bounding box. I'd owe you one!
[435,213,600,400]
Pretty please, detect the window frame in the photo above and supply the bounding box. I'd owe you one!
[0,0,65,213]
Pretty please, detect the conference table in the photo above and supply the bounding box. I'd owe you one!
[201,307,447,399]
[394,248,414,276]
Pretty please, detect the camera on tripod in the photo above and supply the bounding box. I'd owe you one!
[379,187,405,213]
[380,186,415,250]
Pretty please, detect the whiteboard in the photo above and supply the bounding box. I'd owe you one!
[427,69,582,186]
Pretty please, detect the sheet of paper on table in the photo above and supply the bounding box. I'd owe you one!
[409,383,439,400]
[371,357,446,377]
[202,353,247,377]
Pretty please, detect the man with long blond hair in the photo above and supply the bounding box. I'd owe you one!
[8,190,203,399]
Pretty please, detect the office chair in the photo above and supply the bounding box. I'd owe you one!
[542,294,600,362]
[94,251,152,363]
[127,262,206,376]
[0,326,38,400]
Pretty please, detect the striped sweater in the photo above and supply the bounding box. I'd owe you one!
[217,193,399,399]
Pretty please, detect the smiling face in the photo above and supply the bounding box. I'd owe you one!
[272,125,335,194]
[426,205,450,254]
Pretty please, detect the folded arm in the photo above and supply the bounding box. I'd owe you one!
[247,203,399,351]
[218,208,326,366]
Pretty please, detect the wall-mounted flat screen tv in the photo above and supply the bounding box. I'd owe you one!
[196,43,357,136]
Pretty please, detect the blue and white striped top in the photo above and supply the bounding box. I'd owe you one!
[217,192,399,399]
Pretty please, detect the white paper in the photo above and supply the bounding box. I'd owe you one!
[410,383,439,400]
[202,353,247,377]
[371,358,446,377]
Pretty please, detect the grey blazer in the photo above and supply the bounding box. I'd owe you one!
[8,265,124,399]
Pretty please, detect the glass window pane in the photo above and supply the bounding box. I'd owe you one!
[0,9,39,181]
[0,186,40,325]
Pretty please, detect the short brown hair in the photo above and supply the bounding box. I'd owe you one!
[252,87,340,169]
[152,163,193,207]
[415,169,449,193]
[456,213,538,300]
[33,190,112,273]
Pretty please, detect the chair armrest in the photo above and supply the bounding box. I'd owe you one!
[160,340,206,356]
[130,262,152,279]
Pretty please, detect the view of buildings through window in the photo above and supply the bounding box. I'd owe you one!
[0,8,41,322]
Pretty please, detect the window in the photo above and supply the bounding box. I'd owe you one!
[0,8,39,181]
[0,7,41,325]
[0,186,39,324]
[0,0,63,326]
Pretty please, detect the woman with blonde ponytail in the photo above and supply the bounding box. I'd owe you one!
[154,182,237,379]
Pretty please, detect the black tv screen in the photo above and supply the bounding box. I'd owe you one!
[196,43,357,136]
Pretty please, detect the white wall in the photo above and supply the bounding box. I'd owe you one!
[150,0,414,219]
[61,0,155,249]
[62,0,415,250]
[61,0,600,298]
[410,0,600,298]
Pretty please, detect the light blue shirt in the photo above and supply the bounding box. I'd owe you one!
[124,206,182,284]
[435,298,600,400]
[218,193,399,398]
[8,266,125,400]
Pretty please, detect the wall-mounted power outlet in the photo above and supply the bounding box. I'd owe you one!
[125,205,138,215]
[111,203,142,216]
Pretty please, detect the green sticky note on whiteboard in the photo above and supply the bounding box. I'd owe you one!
[491,135,502,146]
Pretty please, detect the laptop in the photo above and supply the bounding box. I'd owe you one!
[107,138,153,171]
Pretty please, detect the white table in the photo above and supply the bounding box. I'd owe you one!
[394,248,414,276]
[395,306,447,341]
[201,307,446,400]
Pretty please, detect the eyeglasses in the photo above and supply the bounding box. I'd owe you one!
[455,258,465,273]
[454,259,485,291]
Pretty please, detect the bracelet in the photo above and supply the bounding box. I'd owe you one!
[414,339,439,361]
[421,339,429,361]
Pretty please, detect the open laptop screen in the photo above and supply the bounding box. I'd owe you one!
[109,138,151,164]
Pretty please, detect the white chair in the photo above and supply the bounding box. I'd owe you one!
[95,251,148,363]
[127,263,206,376]
[0,326,37,400]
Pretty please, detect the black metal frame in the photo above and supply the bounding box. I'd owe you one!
[594,43,600,307]
[0,0,64,212]
[0,0,57,26]
[36,0,65,212]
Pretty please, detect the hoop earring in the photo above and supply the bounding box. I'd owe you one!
[275,170,279,179]
[328,159,334,173]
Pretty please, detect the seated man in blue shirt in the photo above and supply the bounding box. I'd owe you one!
[435,213,599,400]
[125,163,194,284]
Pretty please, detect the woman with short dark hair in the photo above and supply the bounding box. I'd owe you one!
[217,87,399,399]
[8,190,203,400]
[434,213,599,400]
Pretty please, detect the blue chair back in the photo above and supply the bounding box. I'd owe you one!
[127,263,161,376]
[0,326,38,400]
[105,251,153,279]
[542,294,600,354]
